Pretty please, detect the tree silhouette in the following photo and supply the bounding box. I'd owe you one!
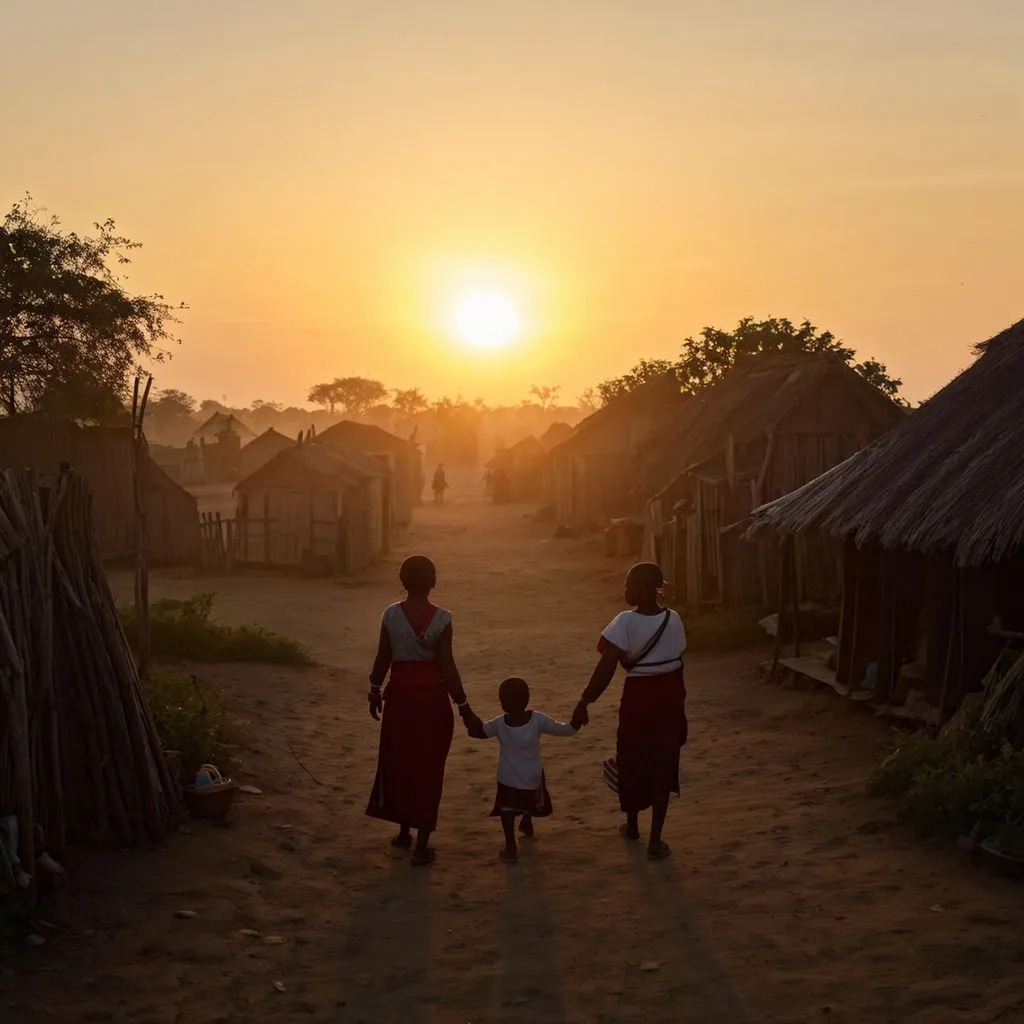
[529,384,561,410]
[308,382,337,414]
[0,196,184,419]
[330,377,388,415]
[393,387,429,417]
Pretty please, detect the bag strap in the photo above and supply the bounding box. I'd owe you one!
[623,609,672,670]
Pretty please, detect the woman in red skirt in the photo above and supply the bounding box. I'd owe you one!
[573,563,687,860]
[366,555,471,865]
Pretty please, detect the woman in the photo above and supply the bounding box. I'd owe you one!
[432,464,448,503]
[366,555,470,865]
[573,563,687,860]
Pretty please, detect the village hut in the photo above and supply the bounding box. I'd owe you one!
[192,412,255,444]
[487,435,547,502]
[316,420,422,526]
[638,353,905,611]
[240,428,296,478]
[233,442,390,574]
[0,418,201,564]
[549,375,686,534]
[747,319,1024,724]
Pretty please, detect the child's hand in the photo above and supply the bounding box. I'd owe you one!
[571,701,589,730]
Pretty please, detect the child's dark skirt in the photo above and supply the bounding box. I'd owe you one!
[489,774,553,818]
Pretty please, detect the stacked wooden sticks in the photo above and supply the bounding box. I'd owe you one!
[0,467,174,879]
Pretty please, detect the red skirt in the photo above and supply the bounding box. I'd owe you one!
[616,668,687,814]
[366,661,454,832]
[489,774,553,818]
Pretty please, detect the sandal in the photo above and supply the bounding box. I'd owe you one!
[411,846,436,867]
[390,833,413,849]
[647,841,671,861]
[619,823,640,841]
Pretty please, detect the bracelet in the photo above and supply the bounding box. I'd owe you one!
[456,698,469,708]
[369,683,382,694]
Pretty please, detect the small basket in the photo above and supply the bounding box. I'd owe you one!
[183,763,238,819]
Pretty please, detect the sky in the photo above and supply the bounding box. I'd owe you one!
[2,0,1022,408]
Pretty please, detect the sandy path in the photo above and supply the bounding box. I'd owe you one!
[9,490,1024,1023]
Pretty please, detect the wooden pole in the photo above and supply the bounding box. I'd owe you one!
[791,535,802,658]
[772,536,788,673]
[132,375,153,679]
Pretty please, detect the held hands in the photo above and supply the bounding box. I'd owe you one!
[571,700,589,730]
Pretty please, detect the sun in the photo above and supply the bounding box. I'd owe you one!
[454,290,521,350]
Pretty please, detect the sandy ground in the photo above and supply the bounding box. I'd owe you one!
[6,486,1024,1023]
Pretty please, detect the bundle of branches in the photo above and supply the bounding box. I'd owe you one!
[0,467,174,879]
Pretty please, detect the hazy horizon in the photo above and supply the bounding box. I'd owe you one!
[3,0,1022,408]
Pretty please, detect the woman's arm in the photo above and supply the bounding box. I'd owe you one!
[572,644,622,726]
[435,623,469,706]
[368,624,392,721]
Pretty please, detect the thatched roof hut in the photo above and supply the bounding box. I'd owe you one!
[234,442,391,574]
[316,420,422,526]
[549,375,686,532]
[0,418,201,565]
[193,412,255,443]
[749,320,1024,567]
[240,427,296,478]
[639,353,905,610]
[748,319,1024,724]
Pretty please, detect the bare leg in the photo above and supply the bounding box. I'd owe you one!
[391,824,412,849]
[500,812,518,862]
[518,814,534,838]
[648,791,671,858]
[412,828,435,866]
[620,811,640,840]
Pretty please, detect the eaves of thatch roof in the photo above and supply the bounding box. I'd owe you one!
[638,352,903,495]
[747,318,1024,568]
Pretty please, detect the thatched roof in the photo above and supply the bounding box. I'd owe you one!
[639,353,904,495]
[540,422,574,449]
[551,375,685,455]
[317,420,411,454]
[193,412,255,441]
[236,443,388,494]
[747,318,1024,568]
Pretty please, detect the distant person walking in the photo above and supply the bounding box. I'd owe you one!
[572,563,687,860]
[366,556,471,865]
[432,463,448,503]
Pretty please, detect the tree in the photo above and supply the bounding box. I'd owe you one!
[591,317,903,406]
[393,387,429,417]
[153,388,196,414]
[577,387,599,413]
[596,358,677,406]
[330,376,387,415]
[308,382,337,414]
[529,384,561,411]
[0,196,183,419]
[677,317,902,398]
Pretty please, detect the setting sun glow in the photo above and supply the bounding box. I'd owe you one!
[454,291,521,350]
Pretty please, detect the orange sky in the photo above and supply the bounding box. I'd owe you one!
[3,1,1022,408]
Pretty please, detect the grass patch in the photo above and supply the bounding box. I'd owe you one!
[142,667,235,772]
[679,608,769,653]
[120,592,313,665]
[869,734,1024,853]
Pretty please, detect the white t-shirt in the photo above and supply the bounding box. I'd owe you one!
[601,609,687,677]
[482,711,577,790]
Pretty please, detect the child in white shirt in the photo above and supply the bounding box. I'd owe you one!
[464,677,579,862]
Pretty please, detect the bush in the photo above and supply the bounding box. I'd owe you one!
[869,733,1024,848]
[142,668,234,772]
[120,592,313,665]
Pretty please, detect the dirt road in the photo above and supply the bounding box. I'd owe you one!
[8,491,1024,1023]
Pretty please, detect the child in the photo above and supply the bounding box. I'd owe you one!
[464,677,580,863]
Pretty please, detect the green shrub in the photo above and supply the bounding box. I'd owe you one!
[120,592,313,665]
[869,733,1024,848]
[142,668,234,772]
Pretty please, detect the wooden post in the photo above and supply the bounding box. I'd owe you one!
[772,536,788,673]
[790,535,801,658]
[132,375,153,679]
